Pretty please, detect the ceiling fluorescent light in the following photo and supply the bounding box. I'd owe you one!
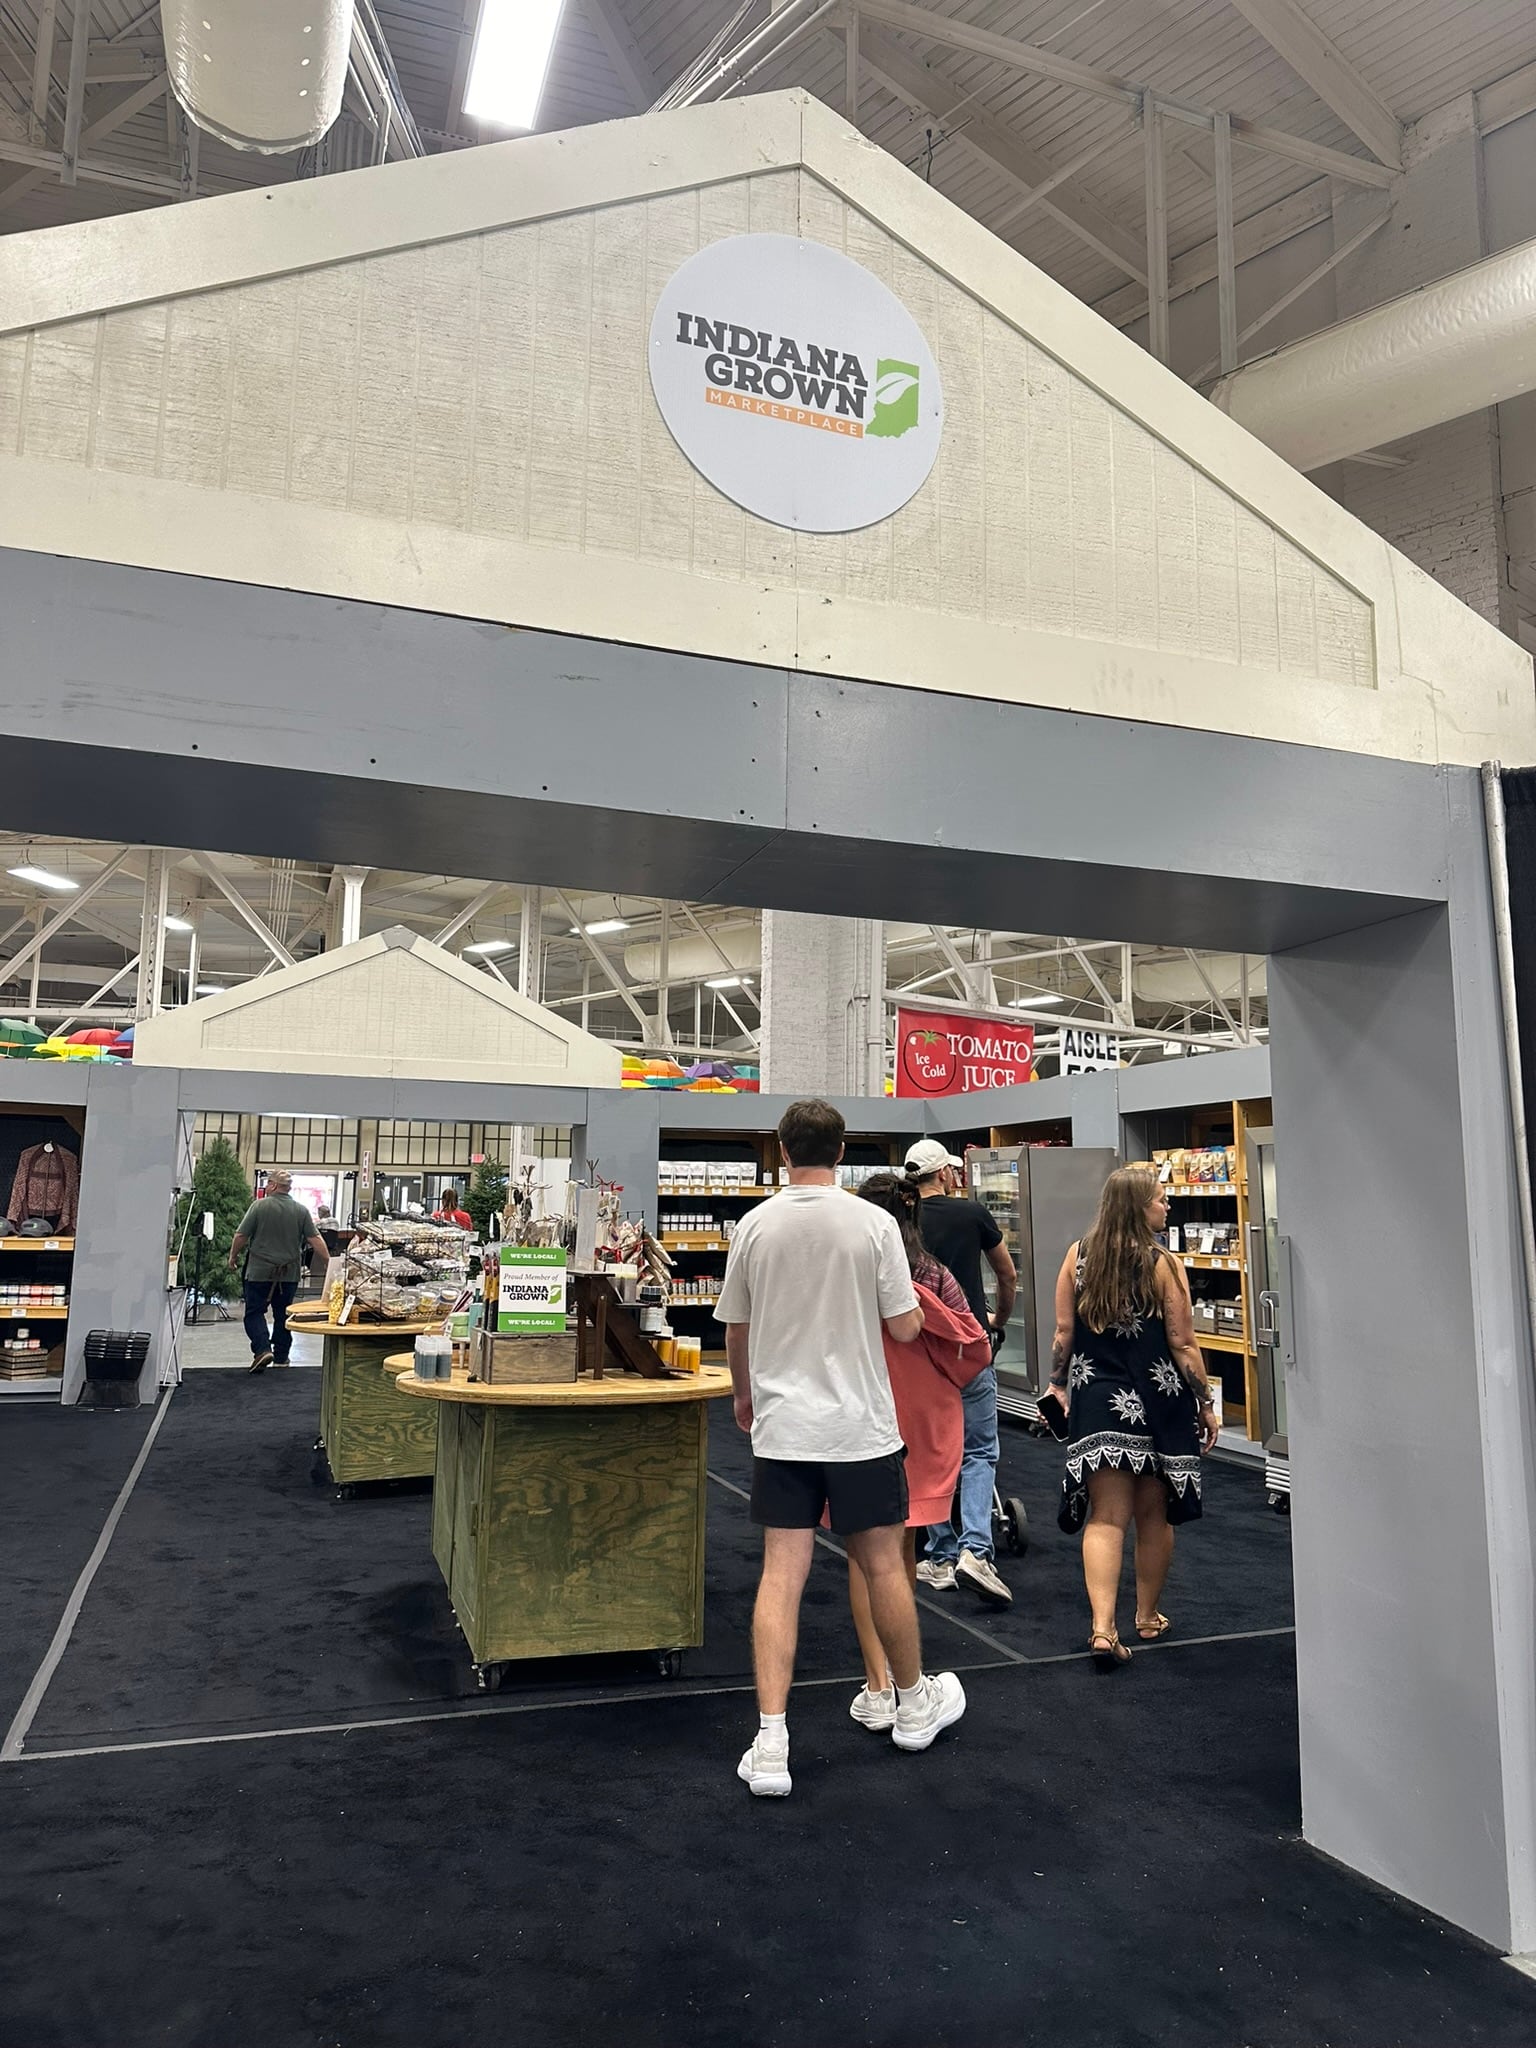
[194,983,226,995]
[464,939,514,955]
[706,976,746,989]
[8,865,77,892]
[574,918,630,936]
[164,916,194,932]
[463,0,566,132]
[1009,993,1064,1007]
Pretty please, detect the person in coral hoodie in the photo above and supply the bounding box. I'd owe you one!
[843,1173,995,1732]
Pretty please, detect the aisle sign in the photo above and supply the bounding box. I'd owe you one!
[1060,1027,1122,1075]
[497,1245,567,1334]
[895,1007,1035,1098]
[648,235,944,534]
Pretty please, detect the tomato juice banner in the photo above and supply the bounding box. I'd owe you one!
[895,1008,1035,1098]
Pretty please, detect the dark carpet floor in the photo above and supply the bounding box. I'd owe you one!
[24,1372,1295,1748]
[0,1400,154,1726]
[4,1374,1533,2048]
[9,1645,1536,2048]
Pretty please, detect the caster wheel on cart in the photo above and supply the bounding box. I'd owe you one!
[1002,1498,1030,1557]
[656,1650,684,1680]
[475,1663,505,1693]
[1269,1493,1291,1517]
[333,1484,354,1503]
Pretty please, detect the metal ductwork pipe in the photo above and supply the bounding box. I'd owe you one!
[1208,233,1536,472]
[163,0,354,154]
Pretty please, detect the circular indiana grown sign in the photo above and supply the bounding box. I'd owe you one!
[648,234,944,534]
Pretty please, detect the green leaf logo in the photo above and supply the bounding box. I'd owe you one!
[868,357,921,439]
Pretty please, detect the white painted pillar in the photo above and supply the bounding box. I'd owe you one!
[338,865,369,947]
[760,910,884,1096]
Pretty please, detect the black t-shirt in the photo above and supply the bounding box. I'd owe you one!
[917,1196,1003,1328]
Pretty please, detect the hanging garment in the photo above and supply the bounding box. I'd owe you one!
[8,1142,80,1233]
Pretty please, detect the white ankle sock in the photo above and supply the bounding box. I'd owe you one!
[758,1712,788,1745]
[895,1677,927,1706]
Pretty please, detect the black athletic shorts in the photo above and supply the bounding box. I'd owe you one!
[750,1448,908,1536]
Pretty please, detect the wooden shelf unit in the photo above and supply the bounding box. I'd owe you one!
[0,1304,67,1319]
[0,1235,73,1252]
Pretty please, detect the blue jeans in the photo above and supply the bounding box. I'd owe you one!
[926,1366,999,1563]
[243,1279,297,1363]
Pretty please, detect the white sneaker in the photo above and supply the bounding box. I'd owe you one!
[892,1672,967,1752]
[737,1735,792,1796]
[849,1684,897,1730]
[916,1559,957,1591]
[956,1549,1012,1607]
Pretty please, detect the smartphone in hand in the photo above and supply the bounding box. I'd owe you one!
[1036,1388,1069,1440]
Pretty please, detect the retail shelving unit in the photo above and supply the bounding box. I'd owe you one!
[658,1129,908,1356]
[0,1106,82,1398]
[1141,1096,1274,1442]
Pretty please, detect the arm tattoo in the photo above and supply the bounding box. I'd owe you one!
[1050,1331,1070,1389]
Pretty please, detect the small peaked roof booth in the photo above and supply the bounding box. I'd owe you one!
[130,926,623,1086]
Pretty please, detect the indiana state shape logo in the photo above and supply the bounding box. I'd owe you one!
[868,359,921,438]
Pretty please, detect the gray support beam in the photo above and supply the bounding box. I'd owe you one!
[1268,778,1536,1951]
[59,0,91,185]
[574,1086,660,1233]
[518,886,544,1003]
[1213,110,1238,376]
[1144,96,1170,363]
[30,0,59,142]
[135,846,168,1020]
[65,1063,181,1403]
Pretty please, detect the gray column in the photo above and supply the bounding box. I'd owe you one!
[1268,769,1536,1951]
[1066,1071,1123,1153]
[574,1088,659,1235]
[760,910,883,1095]
[66,1066,182,1405]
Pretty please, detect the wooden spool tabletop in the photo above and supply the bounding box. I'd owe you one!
[288,1318,444,1339]
[388,1360,733,1407]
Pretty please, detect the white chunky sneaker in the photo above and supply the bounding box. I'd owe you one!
[849,1684,897,1730]
[915,1559,957,1591]
[892,1672,967,1752]
[738,1735,792,1796]
[956,1549,1012,1607]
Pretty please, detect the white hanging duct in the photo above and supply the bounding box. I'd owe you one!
[1208,233,1536,472]
[162,1,354,154]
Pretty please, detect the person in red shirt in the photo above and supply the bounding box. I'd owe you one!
[843,1173,994,1730]
[434,1188,473,1230]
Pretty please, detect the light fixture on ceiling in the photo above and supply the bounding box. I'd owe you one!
[164,916,194,932]
[706,976,749,989]
[464,939,514,955]
[8,865,77,892]
[1008,993,1064,1007]
[573,918,630,936]
[194,983,226,995]
[463,0,566,132]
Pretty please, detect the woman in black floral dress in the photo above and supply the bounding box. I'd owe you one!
[1049,1166,1220,1669]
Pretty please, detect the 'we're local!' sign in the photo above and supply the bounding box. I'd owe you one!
[497,1246,568,1334]
[895,1008,1035,1098]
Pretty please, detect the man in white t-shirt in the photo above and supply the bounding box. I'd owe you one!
[716,1098,967,1796]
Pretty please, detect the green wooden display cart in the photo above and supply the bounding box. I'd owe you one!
[308,1319,441,1495]
[392,1363,732,1685]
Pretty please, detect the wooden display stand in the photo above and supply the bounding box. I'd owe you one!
[393,1363,732,1685]
[301,1316,443,1494]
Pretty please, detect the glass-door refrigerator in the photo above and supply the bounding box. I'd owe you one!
[968,1146,1117,1422]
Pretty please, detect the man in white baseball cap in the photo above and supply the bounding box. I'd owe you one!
[902,1138,1017,1605]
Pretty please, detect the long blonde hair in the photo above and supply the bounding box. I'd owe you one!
[1077,1165,1164,1334]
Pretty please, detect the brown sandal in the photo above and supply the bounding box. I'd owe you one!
[1089,1629,1131,1671]
[1135,1612,1171,1640]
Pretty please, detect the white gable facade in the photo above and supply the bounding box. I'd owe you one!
[131,926,623,1085]
[0,91,1527,767]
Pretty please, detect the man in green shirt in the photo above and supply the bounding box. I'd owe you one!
[229,1169,330,1373]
